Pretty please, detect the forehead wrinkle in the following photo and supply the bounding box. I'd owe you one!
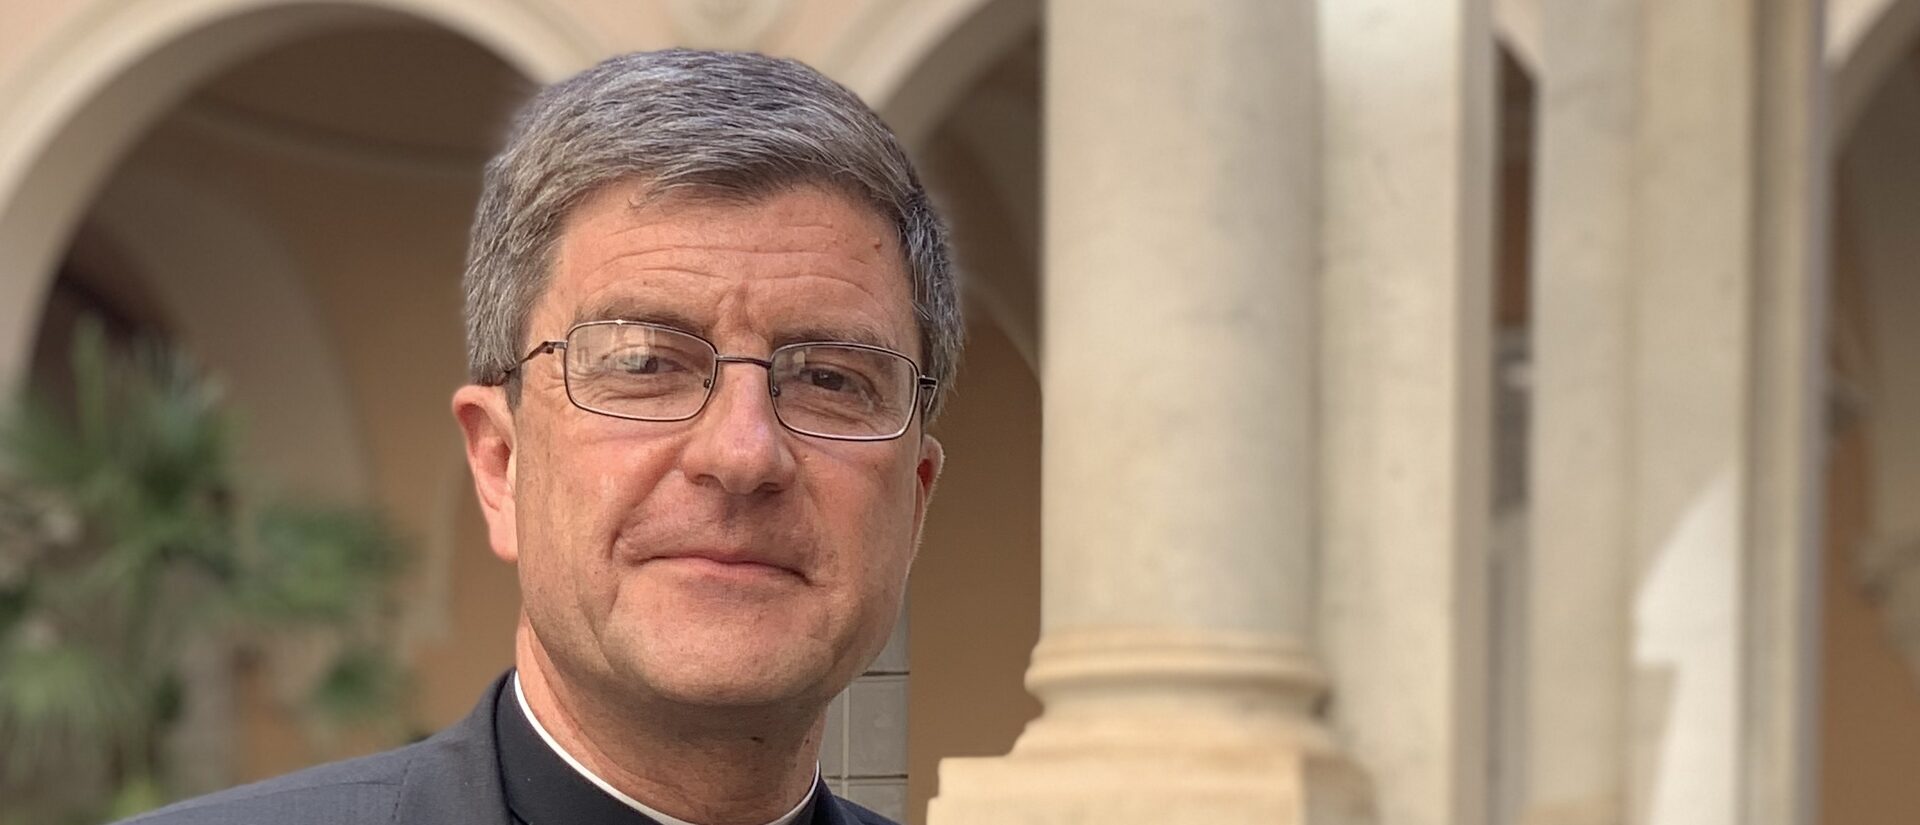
[599,208,886,256]
[578,236,904,313]
[574,234,893,290]
[568,300,706,335]
[733,272,910,351]
[568,245,727,290]
[565,189,901,286]
[576,257,897,312]
[553,186,917,352]
[567,270,907,353]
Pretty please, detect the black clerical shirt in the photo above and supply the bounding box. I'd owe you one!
[495,676,823,825]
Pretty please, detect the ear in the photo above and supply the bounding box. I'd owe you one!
[911,434,946,536]
[453,384,519,564]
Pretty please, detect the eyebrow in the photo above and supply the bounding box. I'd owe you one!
[568,297,905,354]
[568,298,704,337]
[768,323,899,352]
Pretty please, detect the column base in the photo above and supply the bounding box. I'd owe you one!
[926,629,1376,825]
[927,721,1374,825]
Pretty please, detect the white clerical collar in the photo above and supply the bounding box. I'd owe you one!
[512,672,818,825]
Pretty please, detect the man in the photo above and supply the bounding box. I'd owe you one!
[123,48,957,825]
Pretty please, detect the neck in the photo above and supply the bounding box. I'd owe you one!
[514,624,825,825]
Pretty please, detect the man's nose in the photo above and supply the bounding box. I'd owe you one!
[679,361,797,495]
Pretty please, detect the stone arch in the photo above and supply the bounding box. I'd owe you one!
[822,0,1039,152]
[0,0,602,394]
[82,164,372,503]
[1824,3,1920,819]
[1492,0,1542,77]
[1830,0,1920,683]
[0,8,602,777]
[819,0,1041,375]
[1832,0,1920,146]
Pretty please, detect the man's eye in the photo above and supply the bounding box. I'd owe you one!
[803,368,852,392]
[612,352,680,374]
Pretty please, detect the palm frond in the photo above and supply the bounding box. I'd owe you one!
[238,505,404,624]
[0,317,411,820]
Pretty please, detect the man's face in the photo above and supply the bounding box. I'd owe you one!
[456,183,943,711]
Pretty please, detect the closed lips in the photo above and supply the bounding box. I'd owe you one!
[645,551,805,581]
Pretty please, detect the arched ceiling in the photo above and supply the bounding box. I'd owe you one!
[190,23,531,161]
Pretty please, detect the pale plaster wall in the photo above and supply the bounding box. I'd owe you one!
[914,33,1040,375]
[0,2,90,90]
[1818,364,1920,825]
[81,166,370,505]
[898,33,1042,823]
[1831,0,1920,143]
[1820,36,1920,822]
[1839,46,1920,638]
[907,318,1042,825]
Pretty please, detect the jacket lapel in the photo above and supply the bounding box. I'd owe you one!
[812,780,877,825]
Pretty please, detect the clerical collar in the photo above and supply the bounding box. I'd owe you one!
[499,672,819,825]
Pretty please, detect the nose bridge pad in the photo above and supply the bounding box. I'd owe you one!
[703,357,781,428]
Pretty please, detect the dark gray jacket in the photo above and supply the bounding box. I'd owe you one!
[119,674,895,825]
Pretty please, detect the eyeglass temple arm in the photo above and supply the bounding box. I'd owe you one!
[493,340,567,383]
[917,376,939,411]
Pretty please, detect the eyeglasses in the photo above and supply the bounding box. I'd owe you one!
[494,320,937,442]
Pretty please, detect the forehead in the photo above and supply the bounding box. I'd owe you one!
[539,183,917,353]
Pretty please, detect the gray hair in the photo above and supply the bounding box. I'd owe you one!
[463,49,961,419]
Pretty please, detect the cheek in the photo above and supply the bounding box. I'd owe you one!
[816,454,923,588]
[517,423,671,579]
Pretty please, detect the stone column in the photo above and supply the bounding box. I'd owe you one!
[927,1,1370,822]
[1523,1,1639,822]
[1521,2,1824,824]
[1317,3,1494,825]
[1742,6,1826,824]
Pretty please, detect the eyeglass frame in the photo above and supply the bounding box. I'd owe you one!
[489,319,939,442]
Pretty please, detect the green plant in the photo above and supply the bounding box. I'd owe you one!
[0,322,407,825]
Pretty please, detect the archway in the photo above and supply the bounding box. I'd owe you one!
[1832,0,1920,146]
[0,0,597,395]
[0,4,601,810]
[1822,5,1920,822]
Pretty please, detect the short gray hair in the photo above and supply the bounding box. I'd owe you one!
[463,49,961,419]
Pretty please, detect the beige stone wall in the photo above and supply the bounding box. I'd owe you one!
[1821,31,1920,818]
[908,318,1042,825]
[1818,372,1920,825]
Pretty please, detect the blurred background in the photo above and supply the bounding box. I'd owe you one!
[0,1,1908,824]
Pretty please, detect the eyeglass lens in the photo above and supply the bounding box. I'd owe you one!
[562,322,917,439]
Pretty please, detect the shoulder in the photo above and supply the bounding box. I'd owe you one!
[827,796,902,825]
[112,741,426,825]
[117,672,513,825]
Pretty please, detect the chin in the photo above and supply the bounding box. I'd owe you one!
[621,625,848,709]
[640,654,834,709]
[597,584,883,710]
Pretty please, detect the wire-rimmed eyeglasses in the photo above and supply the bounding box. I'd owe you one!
[490,320,937,442]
